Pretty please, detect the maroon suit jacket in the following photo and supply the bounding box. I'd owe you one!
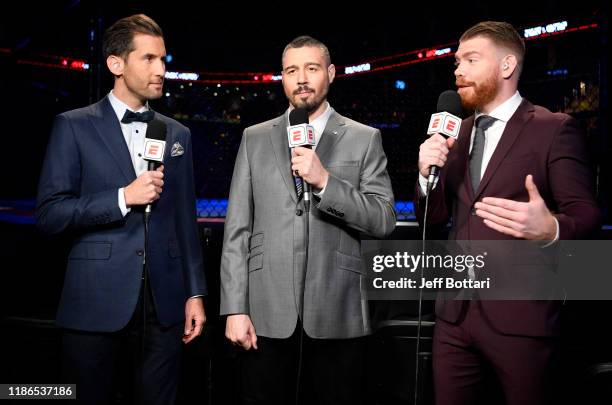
[415,99,601,337]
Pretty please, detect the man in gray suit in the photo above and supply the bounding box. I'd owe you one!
[220,35,395,404]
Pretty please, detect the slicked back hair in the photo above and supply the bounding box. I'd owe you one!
[103,14,163,60]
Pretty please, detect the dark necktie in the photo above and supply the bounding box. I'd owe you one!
[289,145,305,200]
[291,147,304,201]
[294,174,304,201]
[469,115,497,193]
[121,109,154,124]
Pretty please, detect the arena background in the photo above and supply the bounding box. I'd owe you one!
[0,1,609,403]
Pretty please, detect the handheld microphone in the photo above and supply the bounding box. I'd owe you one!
[287,108,315,208]
[142,119,167,215]
[426,90,462,191]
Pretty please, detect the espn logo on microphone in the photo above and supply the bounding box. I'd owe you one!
[143,139,166,162]
[427,112,462,138]
[287,124,316,148]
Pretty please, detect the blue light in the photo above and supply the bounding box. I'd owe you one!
[194,199,415,220]
[546,68,569,76]
[395,201,415,220]
[395,80,406,90]
[166,54,173,63]
[0,199,415,223]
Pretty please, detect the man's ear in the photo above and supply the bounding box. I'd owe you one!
[328,63,336,84]
[107,55,124,77]
[501,55,518,79]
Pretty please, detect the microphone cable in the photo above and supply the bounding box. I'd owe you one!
[414,180,433,405]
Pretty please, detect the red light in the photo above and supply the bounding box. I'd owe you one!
[66,59,87,70]
[417,53,423,58]
[253,75,259,80]
[262,74,273,81]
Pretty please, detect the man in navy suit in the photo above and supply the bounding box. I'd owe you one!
[415,21,600,404]
[36,14,207,404]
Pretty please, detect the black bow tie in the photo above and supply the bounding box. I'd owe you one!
[121,109,154,124]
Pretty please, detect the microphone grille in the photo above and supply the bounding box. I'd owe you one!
[145,119,167,141]
[289,108,309,125]
[437,90,463,117]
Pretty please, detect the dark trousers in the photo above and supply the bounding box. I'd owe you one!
[433,301,557,405]
[240,322,367,405]
[61,281,183,405]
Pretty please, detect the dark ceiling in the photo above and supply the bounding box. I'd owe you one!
[0,0,605,72]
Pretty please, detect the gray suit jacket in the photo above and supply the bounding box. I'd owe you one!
[220,111,396,339]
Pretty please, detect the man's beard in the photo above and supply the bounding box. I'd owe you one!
[457,73,499,112]
[288,85,328,113]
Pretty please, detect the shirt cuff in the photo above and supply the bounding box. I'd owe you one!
[418,174,438,196]
[118,188,131,217]
[541,217,560,248]
[188,295,204,300]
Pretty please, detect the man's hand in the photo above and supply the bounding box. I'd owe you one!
[183,297,206,344]
[417,134,456,178]
[225,314,258,350]
[124,165,165,206]
[474,175,557,240]
[291,147,329,190]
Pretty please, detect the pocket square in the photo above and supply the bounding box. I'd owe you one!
[171,142,184,157]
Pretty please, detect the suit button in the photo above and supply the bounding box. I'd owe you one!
[136,249,144,256]
[471,208,476,216]
[295,209,303,216]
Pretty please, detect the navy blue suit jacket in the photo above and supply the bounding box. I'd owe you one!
[36,96,207,332]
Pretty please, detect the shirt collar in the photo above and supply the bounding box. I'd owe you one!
[475,91,522,124]
[309,102,334,137]
[108,90,149,123]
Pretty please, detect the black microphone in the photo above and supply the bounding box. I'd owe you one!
[142,119,167,215]
[287,108,315,209]
[425,90,463,193]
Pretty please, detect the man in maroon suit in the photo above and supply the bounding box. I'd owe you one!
[415,21,600,405]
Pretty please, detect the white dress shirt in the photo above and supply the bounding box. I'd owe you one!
[108,91,151,216]
[109,93,204,300]
[310,102,334,149]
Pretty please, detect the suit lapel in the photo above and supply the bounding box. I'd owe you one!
[270,114,298,203]
[473,99,534,201]
[452,116,474,201]
[315,112,347,166]
[159,116,176,163]
[89,97,136,183]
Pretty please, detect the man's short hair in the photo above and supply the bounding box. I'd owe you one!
[282,35,331,67]
[103,14,163,60]
[460,21,525,73]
